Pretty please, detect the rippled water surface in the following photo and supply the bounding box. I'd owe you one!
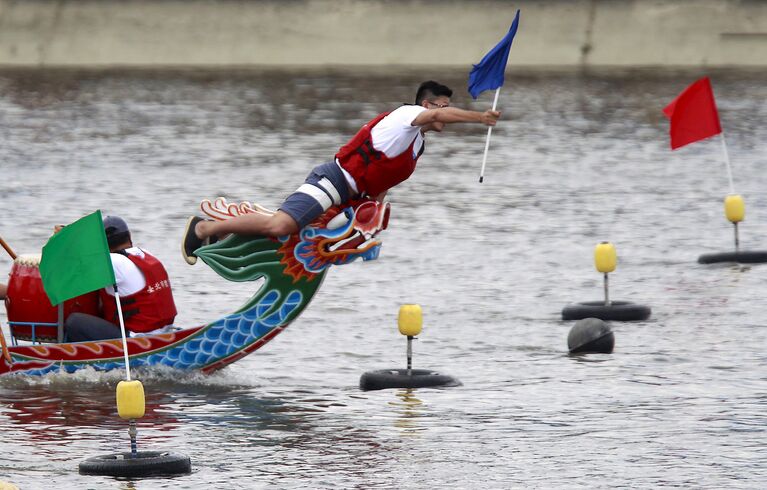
[0,68,766,489]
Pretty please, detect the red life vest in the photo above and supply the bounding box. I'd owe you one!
[336,111,424,197]
[100,250,177,333]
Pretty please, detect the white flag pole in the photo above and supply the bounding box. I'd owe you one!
[113,286,132,381]
[719,133,735,194]
[479,87,501,183]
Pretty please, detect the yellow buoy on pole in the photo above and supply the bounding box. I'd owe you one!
[594,242,616,305]
[724,194,745,252]
[116,380,146,420]
[398,304,423,337]
[116,378,145,458]
[594,241,617,273]
[398,304,422,374]
[724,194,745,223]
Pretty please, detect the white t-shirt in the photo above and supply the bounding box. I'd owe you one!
[370,105,426,158]
[104,247,146,296]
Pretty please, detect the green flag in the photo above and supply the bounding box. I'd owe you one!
[40,210,116,306]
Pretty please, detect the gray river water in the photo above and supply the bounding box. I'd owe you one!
[0,68,765,489]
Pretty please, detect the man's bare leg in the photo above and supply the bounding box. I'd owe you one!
[183,210,301,265]
[196,210,299,239]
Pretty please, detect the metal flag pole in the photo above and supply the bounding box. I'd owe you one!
[113,285,132,381]
[720,133,735,195]
[479,87,501,183]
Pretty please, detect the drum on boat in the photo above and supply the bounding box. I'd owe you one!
[5,254,100,343]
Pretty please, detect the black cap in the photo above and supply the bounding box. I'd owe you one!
[103,215,131,248]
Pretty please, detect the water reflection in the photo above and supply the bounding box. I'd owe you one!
[388,389,425,436]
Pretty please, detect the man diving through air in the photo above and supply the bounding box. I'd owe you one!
[182,80,501,265]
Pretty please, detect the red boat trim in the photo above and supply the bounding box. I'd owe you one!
[7,325,206,363]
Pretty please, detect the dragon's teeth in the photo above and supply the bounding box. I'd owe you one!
[358,238,376,249]
[328,234,358,252]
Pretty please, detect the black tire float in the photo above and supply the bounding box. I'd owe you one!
[78,451,191,477]
[360,368,462,391]
[698,250,767,264]
[360,304,461,391]
[567,318,615,354]
[562,300,651,321]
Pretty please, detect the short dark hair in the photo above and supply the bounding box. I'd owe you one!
[104,215,132,249]
[415,81,453,105]
[107,231,131,249]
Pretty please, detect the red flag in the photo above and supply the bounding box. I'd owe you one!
[662,77,722,150]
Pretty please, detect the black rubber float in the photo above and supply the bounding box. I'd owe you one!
[697,250,767,264]
[78,451,191,477]
[562,300,651,321]
[360,368,461,391]
[567,318,615,354]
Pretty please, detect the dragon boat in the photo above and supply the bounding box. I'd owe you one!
[0,198,390,376]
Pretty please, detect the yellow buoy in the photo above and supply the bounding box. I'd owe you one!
[116,380,146,420]
[724,194,745,223]
[594,242,617,273]
[398,304,423,337]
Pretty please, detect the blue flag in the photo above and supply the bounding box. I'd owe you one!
[468,10,520,99]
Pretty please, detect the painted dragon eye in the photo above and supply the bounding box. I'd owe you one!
[326,212,350,230]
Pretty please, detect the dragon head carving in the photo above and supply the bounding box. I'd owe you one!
[200,197,390,283]
[292,199,391,273]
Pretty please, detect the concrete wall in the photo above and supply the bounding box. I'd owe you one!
[0,0,764,67]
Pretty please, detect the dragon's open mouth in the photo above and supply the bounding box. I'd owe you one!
[319,201,390,257]
[327,231,368,252]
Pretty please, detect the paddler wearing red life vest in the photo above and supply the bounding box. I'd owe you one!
[66,215,177,342]
[182,80,501,264]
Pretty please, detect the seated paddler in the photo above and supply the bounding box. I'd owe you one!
[182,80,501,265]
[65,215,178,342]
